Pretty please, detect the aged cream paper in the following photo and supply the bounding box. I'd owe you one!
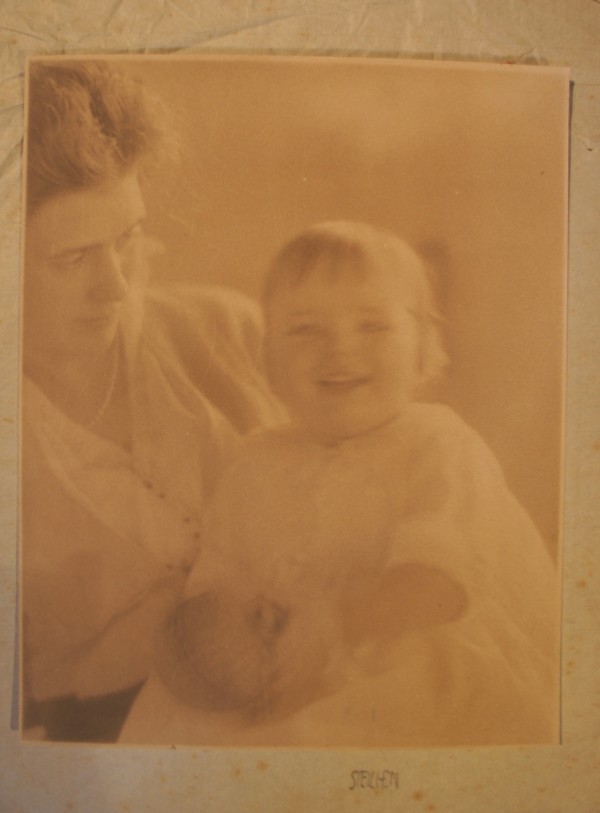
[2,2,600,811]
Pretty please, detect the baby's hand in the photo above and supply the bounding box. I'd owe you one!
[343,562,469,645]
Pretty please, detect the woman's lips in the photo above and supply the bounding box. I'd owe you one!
[317,375,369,394]
[80,308,121,327]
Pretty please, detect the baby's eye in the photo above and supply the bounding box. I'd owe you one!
[287,323,324,337]
[359,320,391,333]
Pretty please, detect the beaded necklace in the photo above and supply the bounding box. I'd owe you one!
[84,341,121,430]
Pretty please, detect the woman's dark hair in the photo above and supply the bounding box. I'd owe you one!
[26,60,167,211]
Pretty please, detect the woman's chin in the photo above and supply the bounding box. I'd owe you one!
[73,317,121,352]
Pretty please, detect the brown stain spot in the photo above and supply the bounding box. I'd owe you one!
[592,440,600,451]
[257,759,269,771]
[538,787,547,793]
[426,805,436,812]
[231,766,242,778]
[576,580,587,589]
[412,790,424,800]
[65,803,75,812]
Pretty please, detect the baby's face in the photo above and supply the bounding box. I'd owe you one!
[265,264,420,442]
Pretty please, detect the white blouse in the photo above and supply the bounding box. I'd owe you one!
[21,285,279,701]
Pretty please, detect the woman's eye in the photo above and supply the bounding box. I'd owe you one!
[55,249,88,271]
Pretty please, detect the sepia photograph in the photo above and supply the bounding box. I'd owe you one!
[19,53,568,748]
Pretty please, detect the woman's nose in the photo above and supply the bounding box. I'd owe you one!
[92,245,129,301]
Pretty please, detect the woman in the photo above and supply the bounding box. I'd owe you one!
[21,59,281,742]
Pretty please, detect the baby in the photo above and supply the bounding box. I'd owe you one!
[156,221,556,732]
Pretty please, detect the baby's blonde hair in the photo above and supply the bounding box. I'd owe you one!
[263,221,449,391]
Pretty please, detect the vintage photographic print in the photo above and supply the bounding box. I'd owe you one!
[19,54,568,747]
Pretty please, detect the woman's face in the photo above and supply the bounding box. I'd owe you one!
[23,172,147,368]
[265,263,421,443]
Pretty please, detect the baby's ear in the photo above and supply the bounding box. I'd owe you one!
[413,320,449,399]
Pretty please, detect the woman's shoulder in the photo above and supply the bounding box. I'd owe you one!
[146,282,260,316]
[142,283,266,383]
[139,284,284,433]
[144,284,263,347]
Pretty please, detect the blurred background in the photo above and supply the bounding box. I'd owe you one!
[119,56,567,555]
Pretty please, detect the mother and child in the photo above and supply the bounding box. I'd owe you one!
[21,59,559,746]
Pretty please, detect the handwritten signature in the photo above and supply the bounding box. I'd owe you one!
[349,770,399,790]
